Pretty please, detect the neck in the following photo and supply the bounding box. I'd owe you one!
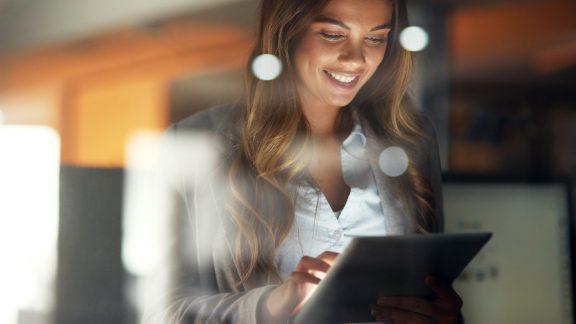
[300,101,352,142]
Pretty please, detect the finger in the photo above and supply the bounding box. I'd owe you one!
[371,305,433,324]
[289,271,321,285]
[289,272,322,313]
[295,255,331,274]
[316,251,339,266]
[376,296,435,317]
[425,275,463,309]
[425,275,462,304]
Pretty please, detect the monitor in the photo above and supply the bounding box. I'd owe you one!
[443,175,574,324]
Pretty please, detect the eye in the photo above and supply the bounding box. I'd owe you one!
[320,32,345,42]
[365,36,388,45]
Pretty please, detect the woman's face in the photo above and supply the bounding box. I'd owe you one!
[293,0,393,110]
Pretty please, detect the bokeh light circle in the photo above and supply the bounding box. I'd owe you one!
[399,26,429,52]
[378,146,409,177]
[251,54,283,81]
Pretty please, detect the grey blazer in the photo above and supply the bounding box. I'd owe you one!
[160,104,445,324]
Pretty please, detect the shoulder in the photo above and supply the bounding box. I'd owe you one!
[419,114,439,144]
[169,104,242,135]
[160,105,241,192]
[413,114,441,167]
[356,107,438,150]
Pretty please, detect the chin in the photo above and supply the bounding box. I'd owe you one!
[328,96,356,108]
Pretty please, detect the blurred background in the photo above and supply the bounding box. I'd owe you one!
[0,0,575,323]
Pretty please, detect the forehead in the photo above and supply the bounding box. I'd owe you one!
[319,0,394,25]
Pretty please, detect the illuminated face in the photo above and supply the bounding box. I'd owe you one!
[293,0,393,109]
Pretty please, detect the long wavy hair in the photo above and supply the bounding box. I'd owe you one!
[227,0,437,287]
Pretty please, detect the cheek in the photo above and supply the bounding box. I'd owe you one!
[366,50,387,74]
[294,41,316,77]
[295,38,334,71]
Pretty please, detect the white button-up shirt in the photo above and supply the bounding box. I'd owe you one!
[275,120,389,280]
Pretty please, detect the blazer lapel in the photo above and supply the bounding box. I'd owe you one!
[360,115,413,235]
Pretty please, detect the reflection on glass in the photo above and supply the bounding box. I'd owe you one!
[400,26,429,52]
[123,130,223,323]
[0,126,60,324]
[378,146,409,177]
[251,54,283,81]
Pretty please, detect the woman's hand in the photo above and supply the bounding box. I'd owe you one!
[371,275,463,324]
[263,251,339,323]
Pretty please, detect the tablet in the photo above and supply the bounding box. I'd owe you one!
[290,232,492,324]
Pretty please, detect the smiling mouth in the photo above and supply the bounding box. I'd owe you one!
[324,70,360,89]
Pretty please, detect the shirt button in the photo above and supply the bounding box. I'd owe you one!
[331,229,342,241]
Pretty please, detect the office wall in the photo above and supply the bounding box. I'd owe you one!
[0,0,248,55]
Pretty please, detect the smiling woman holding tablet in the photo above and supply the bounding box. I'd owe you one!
[163,0,464,323]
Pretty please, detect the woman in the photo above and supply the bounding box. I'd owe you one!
[163,0,463,323]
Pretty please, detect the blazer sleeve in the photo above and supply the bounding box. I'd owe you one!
[156,114,277,324]
[422,119,466,324]
[422,116,444,233]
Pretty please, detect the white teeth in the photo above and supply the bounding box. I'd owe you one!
[328,72,357,83]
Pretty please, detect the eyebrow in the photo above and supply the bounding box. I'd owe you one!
[313,16,392,32]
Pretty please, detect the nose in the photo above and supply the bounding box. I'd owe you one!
[338,41,365,70]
